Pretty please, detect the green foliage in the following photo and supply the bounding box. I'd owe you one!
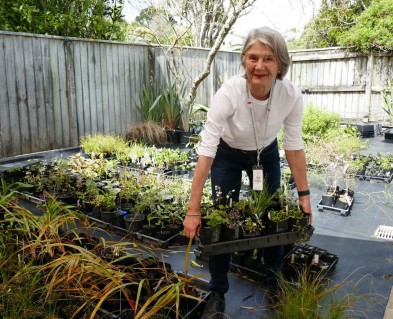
[0,178,31,212]
[338,0,393,52]
[135,84,165,123]
[80,134,128,157]
[134,79,187,130]
[0,0,128,40]
[271,269,356,319]
[299,104,368,168]
[162,81,187,130]
[302,104,341,142]
[291,0,393,51]
[203,208,228,229]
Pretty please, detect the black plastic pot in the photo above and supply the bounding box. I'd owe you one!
[222,225,240,241]
[199,227,221,244]
[288,215,309,231]
[124,213,145,232]
[334,196,349,210]
[100,210,117,223]
[140,224,156,237]
[155,229,172,241]
[266,219,289,235]
[321,194,335,206]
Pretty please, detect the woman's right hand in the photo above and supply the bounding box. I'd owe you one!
[183,213,202,239]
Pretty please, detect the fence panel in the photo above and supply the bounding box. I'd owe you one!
[0,31,392,158]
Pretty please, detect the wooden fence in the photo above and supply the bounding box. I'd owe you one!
[0,31,392,158]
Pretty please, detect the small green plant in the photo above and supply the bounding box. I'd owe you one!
[93,190,118,212]
[379,153,393,171]
[268,209,289,222]
[242,217,261,234]
[203,208,228,229]
[249,186,277,215]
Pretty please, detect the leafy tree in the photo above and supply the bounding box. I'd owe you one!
[131,5,182,45]
[0,0,128,40]
[129,0,256,131]
[292,0,372,49]
[130,0,255,48]
[338,0,393,52]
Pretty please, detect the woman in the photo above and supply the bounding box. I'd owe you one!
[183,26,312,319]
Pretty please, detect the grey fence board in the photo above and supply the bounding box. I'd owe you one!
[0,31,392,158]
[0,36,10,157]
[5,36,20,155]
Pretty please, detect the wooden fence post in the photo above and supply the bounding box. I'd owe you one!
[364,50,374,121]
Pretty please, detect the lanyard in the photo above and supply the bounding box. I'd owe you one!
[246,80,276,166]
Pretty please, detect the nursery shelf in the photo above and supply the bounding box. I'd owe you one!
[194,226,314,258]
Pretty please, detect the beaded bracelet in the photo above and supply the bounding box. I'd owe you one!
[186,213,201,217]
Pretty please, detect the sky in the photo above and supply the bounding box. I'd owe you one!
[123,0,322,39]
[232,0,322,38]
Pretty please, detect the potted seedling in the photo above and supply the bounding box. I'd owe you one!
[93,190,118,224]
[199,206,228,244]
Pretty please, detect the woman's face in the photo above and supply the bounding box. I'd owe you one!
[244,42,280,96]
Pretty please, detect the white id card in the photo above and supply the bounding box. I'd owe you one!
[252,165,263,191]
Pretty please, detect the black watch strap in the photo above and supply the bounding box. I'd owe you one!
[298,189,310,197]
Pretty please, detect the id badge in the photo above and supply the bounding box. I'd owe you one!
[252,165,263,191]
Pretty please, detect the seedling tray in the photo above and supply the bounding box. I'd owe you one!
[87,216,179,249]
[316,196,354,216]
[135,231,179,249]
[194,226,314,258]
[283,243,339,283]
[364,171,393,183]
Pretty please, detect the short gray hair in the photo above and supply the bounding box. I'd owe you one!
[241,26,291,80]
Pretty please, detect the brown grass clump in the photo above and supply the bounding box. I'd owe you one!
[126,121,168,145]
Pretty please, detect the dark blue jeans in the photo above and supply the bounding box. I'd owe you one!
[208,138,283,293]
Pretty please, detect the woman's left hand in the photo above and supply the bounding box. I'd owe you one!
[299,196,312,224]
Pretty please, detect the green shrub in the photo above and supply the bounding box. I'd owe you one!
[302,105,341,142]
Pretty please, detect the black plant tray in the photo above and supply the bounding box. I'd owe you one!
[87,216,179,249]
[16,191,47,205]
[364,171,393,183]
[194,226,314,258]
[135,231,179,249]
[316,196,354,216]
[283,243,339,283]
